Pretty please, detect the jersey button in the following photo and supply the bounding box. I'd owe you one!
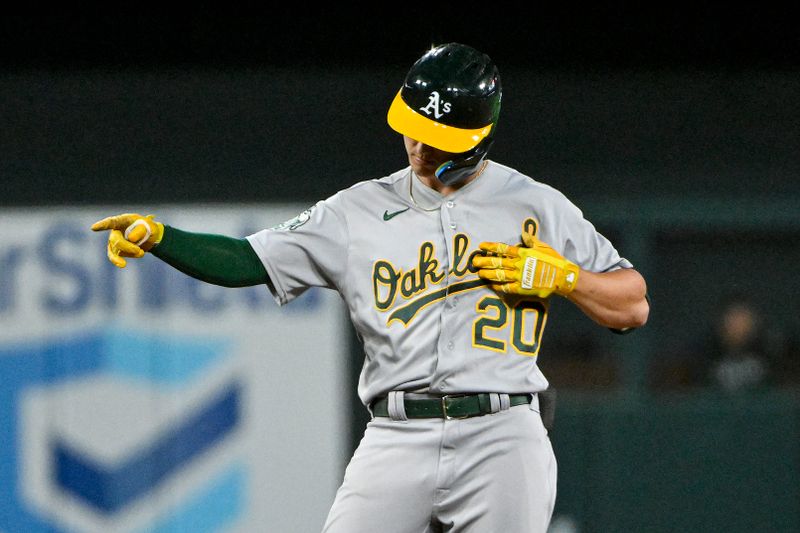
[446,200,454,208]
[449,222,457,230]
[447,341,455,350]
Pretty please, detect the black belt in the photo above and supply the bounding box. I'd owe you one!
[371,393,533,420]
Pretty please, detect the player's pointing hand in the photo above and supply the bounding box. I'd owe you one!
[91,213,164,268]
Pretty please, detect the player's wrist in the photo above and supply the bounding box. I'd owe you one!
[149,223,168,252]
[555,261,580,296]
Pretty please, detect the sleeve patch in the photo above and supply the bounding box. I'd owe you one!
[270,206,316,231]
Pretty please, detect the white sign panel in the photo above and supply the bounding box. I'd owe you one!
[0,205,348,533]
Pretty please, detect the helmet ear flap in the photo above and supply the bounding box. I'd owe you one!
[435,137,494,186]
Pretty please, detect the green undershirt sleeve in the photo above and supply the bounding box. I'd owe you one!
[150,225,269,288]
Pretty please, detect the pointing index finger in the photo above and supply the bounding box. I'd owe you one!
[91,217,115,231]
[90,213,140,232]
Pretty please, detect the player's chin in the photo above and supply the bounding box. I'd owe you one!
[409,155,440,176]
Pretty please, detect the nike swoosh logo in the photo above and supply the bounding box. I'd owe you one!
[383,208,410,221]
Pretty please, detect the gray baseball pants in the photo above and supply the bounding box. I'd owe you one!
[322,393,557,533]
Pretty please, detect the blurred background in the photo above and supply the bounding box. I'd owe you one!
[1,9,799,533]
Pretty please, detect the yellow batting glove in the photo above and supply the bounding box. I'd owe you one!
[90,213,165,268]
[472,232,580,298]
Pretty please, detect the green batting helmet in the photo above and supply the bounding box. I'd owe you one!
[387,42,502,185]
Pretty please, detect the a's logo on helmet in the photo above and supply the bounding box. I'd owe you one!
[419,91,451,119]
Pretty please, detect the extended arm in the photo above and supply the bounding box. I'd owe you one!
[152,226,268,287]
[91,213,268,287]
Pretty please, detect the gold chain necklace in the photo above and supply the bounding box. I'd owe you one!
[408,160,488,212]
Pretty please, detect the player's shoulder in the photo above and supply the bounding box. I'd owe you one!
[348,167,407,191]
[326,168,408,202]
[487,161,573,203]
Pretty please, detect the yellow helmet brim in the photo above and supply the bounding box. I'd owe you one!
[387,90,493,153]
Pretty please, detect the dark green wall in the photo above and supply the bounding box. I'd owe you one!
[550,390,800,533]
[2,68,799,206]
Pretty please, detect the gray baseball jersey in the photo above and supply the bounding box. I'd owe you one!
[246,160,631,407]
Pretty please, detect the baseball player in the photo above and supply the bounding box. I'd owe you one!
[92,43,649,533]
